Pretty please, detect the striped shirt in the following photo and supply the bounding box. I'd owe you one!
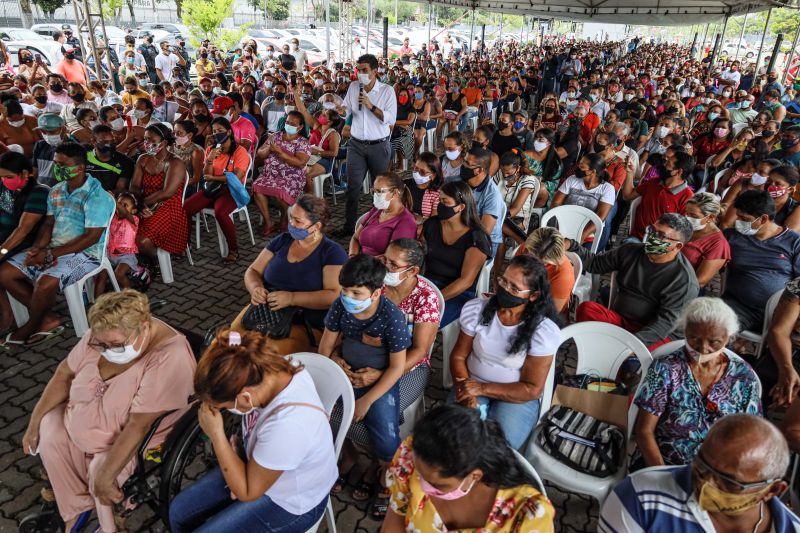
[599,465,800,533]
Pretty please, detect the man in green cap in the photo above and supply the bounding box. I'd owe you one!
[32,113,65,186]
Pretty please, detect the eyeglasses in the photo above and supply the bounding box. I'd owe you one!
[496,276,532,296]
[644,225,682,242]
[693,452,779,492]
[381,257,412,272]
[371,187,395,195]
[88,329,139,353]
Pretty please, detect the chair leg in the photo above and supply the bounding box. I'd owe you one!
[157,249,174,284]
[194,215,201,250]
[103,259,121,291]
[215,219,228,258]
[64,283,89,338]
[324,500,336,533]
[243,209,255,246]
[8,293,29,328]
[186,246,194,266]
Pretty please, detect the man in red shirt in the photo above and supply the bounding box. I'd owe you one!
[55,47,88,85]
[211,95,257,155]
[622,150,694,240]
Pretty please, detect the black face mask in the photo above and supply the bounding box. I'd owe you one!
[213,132,229,145]
[34,95,48,104]
[274,92,286,100]
[65,53,75,60]
[201,89,213,97]
[96,142,116,155]
[437,202,459,220]
[498,120,510,130]
[71,93,85,103]
[21,57,32,64]
[496,286,529,308]
[50,83,63,93]
[575,168,587,179]
[200,53,208,59]
[460,165,476,182]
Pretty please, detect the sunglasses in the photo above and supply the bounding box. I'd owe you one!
[693,452,779,492]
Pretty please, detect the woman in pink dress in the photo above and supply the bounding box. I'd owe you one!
[681,192,731,289]
[20,290,196,533]
[252,110,311,236]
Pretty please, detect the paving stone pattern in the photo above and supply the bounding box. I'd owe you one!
[0,194,598,532]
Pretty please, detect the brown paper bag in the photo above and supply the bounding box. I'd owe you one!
[550,384,629,431]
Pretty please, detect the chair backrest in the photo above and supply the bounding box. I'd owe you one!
[711,169,727,194]
[96,207,116,264]
[608,271,619,309]
[557,322,654,439]
[512,449,548,498]
[628,196,642,237]
[181,171,190,205]
[420,275,445,318]
[540,205,605,254]
[475,258,494,295]
[564,251,583,296]
[288,352,355,459]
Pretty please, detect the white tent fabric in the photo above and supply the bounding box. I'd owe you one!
[422,0,779,26]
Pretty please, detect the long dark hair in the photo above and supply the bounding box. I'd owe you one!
[581,153,609,183]
[416,151,443,190]
[412,404,539,488]
[210,117,238,155]
[0,151,37,217]
[440,181,484,233]
[534,127,560,182]
[480,256,558,354]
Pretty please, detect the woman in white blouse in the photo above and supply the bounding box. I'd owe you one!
[450,255,561,449]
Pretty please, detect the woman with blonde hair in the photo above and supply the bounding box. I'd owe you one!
[20,290,196,533]
[522,227,575,314]
[681,192,731,289]
[170,328,337,532]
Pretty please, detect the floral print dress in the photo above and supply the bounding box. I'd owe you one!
[386,437,555,533]
[252,132,311,206]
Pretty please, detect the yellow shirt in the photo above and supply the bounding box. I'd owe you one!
[121,88,150,107]
[386,437,555,533]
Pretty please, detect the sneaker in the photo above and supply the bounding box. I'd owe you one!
[333,183,348,195]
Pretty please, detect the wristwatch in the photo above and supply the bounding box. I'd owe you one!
[0,248,7,256]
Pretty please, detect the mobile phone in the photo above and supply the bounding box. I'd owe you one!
[34,53,41,61]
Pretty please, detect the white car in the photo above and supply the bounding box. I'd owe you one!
[31,23,78,38]
[5,40,63,69]
[0,28,47,41]
[721,43,754,59]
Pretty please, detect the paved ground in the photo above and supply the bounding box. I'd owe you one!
[0,192,599,532]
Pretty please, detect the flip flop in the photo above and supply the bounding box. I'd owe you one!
[25,326,65,347]
[0,332,26,349]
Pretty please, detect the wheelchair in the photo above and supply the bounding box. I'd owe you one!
[19,326,238,532]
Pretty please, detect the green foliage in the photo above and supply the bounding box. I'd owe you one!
[182,0,252,51]
[267,0,290,20]
[31,0,66,14]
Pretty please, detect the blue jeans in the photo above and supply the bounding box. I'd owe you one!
[354,382,401,462]
[439,289,476,328]
[448,390,540,450]
[169,467,327,533]
[597,201,618,252]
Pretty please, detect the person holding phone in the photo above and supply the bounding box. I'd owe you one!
[17,48,49,87]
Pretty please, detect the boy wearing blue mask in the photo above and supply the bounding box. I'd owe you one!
[318,254,408,494]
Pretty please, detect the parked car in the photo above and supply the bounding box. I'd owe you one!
[0,28,47,41]
[138,23,189,37]
[721,42,754,59]
[31,23,78,38]
[6,40,63,69]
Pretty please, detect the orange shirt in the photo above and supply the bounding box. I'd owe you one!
[204,145,249,183]
[463,87,482,106]
[514,249,574,313]
[56,59,87,85]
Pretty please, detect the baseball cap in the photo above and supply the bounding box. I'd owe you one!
[63,46,78,54]
[61,24,72,31]
[211,96,234,114]
[106,92,123,106]
[37,113,65,130]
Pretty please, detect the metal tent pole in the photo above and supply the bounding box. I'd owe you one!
[700,23,710,60]
[366,0,372,54]
[734,10,750,61]
[469,8,475,53]
[754,8,773,75]
[325,0,331,63]
[427,2,432,53]
[782,29,800,84]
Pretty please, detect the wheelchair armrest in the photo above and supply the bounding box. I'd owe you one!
[134,409,178,474]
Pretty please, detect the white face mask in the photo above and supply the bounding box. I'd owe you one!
[685,343,726,364]
[384,267,412,287]
[533,140,549,152]
[7,119,24,128]
[741,100,752,109]
[735,218,760,236]
[110,117,126,131]
[687,216,706,231]
[322,102,336,110]
[373,191,391,210]
[43,133,62,146]
[412,171,431,185]
[131,109,146,119]
[100,330,145,365]
[658,126,671,139]
[88,120,100,130]
[445,149,461,161]
[624,94,634,101]
[751,172,768,185]
[358,73,371,85]
[227,392,256,416]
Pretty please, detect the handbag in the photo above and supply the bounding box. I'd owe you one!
[536,405,625,478]
[241,304,299,339]
[202,154,234,198]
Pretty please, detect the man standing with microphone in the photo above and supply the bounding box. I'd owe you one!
[334,54,396,237]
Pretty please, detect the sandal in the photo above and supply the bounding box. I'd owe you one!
[331,475,347,495]
[370,487,391,519]
[351,481,375,502]
[223,251,239,264]
[25,326,66,347]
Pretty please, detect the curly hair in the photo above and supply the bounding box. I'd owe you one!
[479,256,558,354]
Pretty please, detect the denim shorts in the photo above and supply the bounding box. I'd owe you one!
[9,250,100,290]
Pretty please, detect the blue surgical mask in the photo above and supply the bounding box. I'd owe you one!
[285,124,299,135]
[287,222,310,240]
[340,293,372,314]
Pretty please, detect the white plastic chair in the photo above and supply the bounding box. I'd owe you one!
[426,128,437,152]
[398,275,443,439]
[524,322,653,506]
[158,175,194,284]
[290,352,355,533]
[513,449,547,498]
[195,153,256,257]
[627,196,642,237]
[475,258,495,296]
[738,289,784,358]
[541,205,605,254]
[312,172,333,200]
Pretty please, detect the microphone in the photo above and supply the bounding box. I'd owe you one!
[358,81,363,111]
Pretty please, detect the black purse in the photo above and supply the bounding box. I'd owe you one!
[240,304,299,339]
[202,154,233,198]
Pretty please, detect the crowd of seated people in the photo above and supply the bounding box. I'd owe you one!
[11,32,800,532]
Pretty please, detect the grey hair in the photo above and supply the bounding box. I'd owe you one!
[657,212,693,243]
[706,414,790,480]
[614,122,631,138]
[678,297,740,337]
[687,192,722,217]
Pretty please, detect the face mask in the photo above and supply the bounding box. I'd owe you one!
[496,286,529,308]
[735,218,760,236]
[143,141,160,155]
[96,143,116,155]
[460,165,476,182]
[153,96,165,107]
[412,171,431,185]
[340,293,372,315]
[643,232,672,255]
[43,133,62,146]
[132,109,146,119]
[567,91,576,98]
[750,172,768,186]
[175,134,190,146]
[533,139,549,152]
[513,120,524,130]
[445,149,460,160]
[697,481,772,515]
[49,83,63,93]
[714,128,728,138]
[783,138,799,149]
[138,79,148,88]
[687,216,706,231]
[624,94,634,102]
[322,102,336,110]
[741,100,752,109]
[384,267,412,287]
[768,185,788,198]
[437,202,458,220]
[213,132,228,145]
[373,191,391,210]
[708,112,719,121]
[110,117,126,131]
[53,162,79,182]
[7,119,24,128]
[685,343,725,364]
[65,53,75,60]
[88,120,100,130]
[34,95,48,105]
[358,73,371,85]
[287,222,311,240]
[417,472,477,501]
[71,93,85,103]
[658,126,671,139]
[398,94,409,105]
[2,175,27,191]
[285,123,301,135]
[227,392,255,416]
[101,332,144,364]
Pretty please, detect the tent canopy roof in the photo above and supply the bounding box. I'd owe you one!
[426,0,785,26]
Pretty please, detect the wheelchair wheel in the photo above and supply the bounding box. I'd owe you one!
[18,502,64,533]
[156,405,239,528]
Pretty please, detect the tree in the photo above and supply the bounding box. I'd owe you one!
[267,0,290,21]
[19,0,34,28]
[182,0,251,51]
[32,0,67,19]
